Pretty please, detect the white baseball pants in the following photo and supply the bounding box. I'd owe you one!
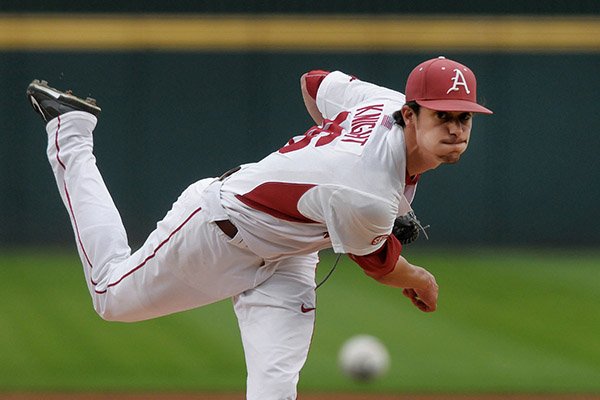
[45,111,318,400]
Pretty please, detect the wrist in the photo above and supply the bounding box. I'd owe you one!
[407,265,436,290]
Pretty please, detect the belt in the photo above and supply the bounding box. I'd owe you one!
[215,165,241,239]
[215,219,238,239]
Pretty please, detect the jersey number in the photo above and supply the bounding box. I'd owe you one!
[279,111,350,154]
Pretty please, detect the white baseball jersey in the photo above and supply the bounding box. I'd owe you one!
[221,71,418,264]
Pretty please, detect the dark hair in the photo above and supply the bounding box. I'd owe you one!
[393,101,420,128]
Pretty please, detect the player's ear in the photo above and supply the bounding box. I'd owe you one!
[401,105,415,126]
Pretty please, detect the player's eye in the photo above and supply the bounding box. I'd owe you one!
[460,113,473,123]
[436,112,448,120]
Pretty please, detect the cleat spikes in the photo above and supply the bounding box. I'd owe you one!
[26,79,101,123]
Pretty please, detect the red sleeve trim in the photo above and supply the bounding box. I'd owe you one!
[348,235,402,279]
[304,70,330,100]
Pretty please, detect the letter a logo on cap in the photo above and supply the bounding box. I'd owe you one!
[446,69,471,95]
[405,57,493,114]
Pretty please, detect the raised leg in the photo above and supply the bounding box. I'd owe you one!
[46,112,267,322]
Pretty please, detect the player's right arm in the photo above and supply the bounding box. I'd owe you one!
[300,70,405,122]
[300,70,327,125]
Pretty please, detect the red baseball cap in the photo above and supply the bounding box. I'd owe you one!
[405,56,493,114]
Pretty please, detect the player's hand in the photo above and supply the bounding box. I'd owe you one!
[402,272,438,312]
[374,256,438,312]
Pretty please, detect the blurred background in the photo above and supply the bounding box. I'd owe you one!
[0,0,599,398]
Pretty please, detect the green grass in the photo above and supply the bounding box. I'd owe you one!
[0,247,599,394]
[305,247,600,394]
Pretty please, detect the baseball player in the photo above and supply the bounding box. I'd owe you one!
[26,56,492,400]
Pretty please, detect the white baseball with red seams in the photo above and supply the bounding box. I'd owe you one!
[43,71,418,400]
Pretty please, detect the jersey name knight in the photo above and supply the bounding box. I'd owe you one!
[340,103,384,146]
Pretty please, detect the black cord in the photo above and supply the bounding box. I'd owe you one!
[316,253,342,290]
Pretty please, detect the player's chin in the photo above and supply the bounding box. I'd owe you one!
[439,152,463,164]
[438,143,467,164]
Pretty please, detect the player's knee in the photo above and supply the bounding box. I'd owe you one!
[247,379,296,400]
[247,368,298,400]
[91,297,140,323]
[92,301,119,322]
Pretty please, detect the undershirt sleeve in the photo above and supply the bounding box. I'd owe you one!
[348,234,402,279]
[304,70,330,100]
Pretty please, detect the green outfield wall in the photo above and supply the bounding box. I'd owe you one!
[1,12,599,247]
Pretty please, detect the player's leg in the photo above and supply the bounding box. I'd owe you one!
[233,253,318,400]
[45,111,275,321]
[88,180,275,321]
[27,80,133,302]
[29,82,272,322]
[44,111,133,299]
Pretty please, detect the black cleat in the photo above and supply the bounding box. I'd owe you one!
[26,79,101,123]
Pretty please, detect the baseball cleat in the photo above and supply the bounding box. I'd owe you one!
[26,79,101,123]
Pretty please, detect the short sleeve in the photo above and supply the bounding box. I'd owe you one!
[298,184,398,256]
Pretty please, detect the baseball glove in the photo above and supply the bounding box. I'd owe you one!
[392,211,429,245]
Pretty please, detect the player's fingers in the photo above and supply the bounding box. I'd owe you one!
[410,287,437,312]
[415,300,429,312]
[420,300,436,312]
[403,288,436,312]
[404,289,423,308]
[417,292,437,312]
[402,288,416,299]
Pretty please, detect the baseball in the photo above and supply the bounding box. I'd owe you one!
[338,334,390,382]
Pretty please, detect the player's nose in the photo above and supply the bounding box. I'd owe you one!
[447,119,464,136]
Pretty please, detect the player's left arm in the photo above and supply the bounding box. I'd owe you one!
[349,236,438,313]
[300,187,437,311]
[376,254,438,313]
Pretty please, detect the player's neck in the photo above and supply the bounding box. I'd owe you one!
[406,153,438,176]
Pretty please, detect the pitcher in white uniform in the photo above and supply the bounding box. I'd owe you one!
[26,56,492,400]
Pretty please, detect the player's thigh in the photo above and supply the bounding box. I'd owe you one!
[233,253,319,366]
[234,252,319,317]
[92,180,268,321]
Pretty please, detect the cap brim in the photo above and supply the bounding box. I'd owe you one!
[416,99,493,114]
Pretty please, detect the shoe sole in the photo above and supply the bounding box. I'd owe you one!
[27,79,101,116]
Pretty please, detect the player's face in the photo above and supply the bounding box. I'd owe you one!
[414,107,473,164]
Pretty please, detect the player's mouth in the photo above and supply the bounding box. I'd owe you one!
[440,138,467,145]
[440,141,467,151]
[441,137,467,147]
